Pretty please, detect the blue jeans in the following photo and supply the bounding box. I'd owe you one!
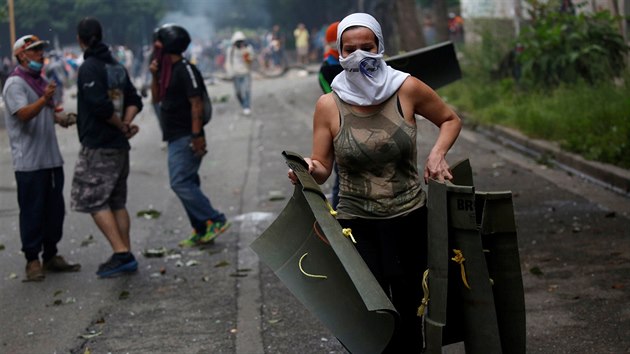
[15,167,65,262]
[233,74,251,109]
[168,136,226,233]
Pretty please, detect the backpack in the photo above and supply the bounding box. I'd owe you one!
[184,59,212,125]
[201,85,212,125]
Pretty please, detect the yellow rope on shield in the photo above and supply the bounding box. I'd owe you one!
[326,200,338,217]
[417,269,430,317]
[298,253,328,279]
[342,228,357,244]
[451,249,471,289]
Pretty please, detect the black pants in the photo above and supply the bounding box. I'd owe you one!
[339,207,428,353]
[15,167,65,262]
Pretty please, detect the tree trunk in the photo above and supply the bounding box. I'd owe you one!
[395,0,425,51]
[433,0,450,43]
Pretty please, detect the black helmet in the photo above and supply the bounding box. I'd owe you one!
[155,24,191,54]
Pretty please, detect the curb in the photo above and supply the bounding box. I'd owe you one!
[471,124,630,198]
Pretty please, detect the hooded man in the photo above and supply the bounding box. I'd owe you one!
[72,17,143,278]
[225,31,254,116]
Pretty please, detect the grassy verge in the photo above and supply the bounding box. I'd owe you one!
[438,71,630,169]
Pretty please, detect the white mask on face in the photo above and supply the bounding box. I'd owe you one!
[331,13,410,106]
[332,48,408,106]
[339,50,383,79]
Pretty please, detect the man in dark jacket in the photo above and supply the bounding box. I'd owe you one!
[71,17,143,278]
[150,24,230,247]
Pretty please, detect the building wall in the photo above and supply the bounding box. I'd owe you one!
[460,0,628,42]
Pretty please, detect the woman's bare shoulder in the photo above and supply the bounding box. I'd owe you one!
[315,93,338,115]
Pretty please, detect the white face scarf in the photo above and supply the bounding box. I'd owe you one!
[331,13,409,106]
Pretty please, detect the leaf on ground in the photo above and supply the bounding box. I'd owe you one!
[53,290,63,297]
[0,243,5,250]
[268,319,282,324]
[185,260,199,267]
[142,247,167,258]
[136,209,161,219]
[80,235,96,247]
[229,273,248,277]
[119,290,130,300]
[214,260,230,268]
[268,190,285,201]
[79,331,102,339]
[530,266,544,276]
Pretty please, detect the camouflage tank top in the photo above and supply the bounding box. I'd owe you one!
[332,92,426,219]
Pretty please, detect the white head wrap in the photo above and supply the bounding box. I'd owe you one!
[331,13,409,106]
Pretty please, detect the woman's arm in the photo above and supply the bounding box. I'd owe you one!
[289,93,338,185]
[309,93,338,184]
[400,77,462,182]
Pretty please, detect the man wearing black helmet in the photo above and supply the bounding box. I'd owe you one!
[150,24,230,247]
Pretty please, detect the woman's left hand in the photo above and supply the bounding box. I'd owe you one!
[424,152,452,183]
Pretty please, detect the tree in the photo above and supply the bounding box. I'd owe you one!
[395,0,425,51]
[0,0,165,56]
[432,0,450,42]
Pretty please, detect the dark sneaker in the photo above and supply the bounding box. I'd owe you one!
[25,260,45,282]
[43,255,81,272]
[199,220,231,244]
[96,253,138,278]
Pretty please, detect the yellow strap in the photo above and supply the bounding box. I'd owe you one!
[342,228,357,244]
[417,269,430,317]
[298,253,327,279]
[451,249,471,289]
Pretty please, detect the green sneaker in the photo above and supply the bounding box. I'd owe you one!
[199,220,231,244]
[178,231,203,247]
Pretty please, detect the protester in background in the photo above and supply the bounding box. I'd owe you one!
[293,23,309,65]
[423,14,437,46]
[3,34,80,282]
[448,12,465,43]
[289,13,462,352]
[270,24,284,69]
[150,24,230,248]
[44,51,68,105]
[71,18,143,278]
[317,21,343,208]
[225,31,254,116]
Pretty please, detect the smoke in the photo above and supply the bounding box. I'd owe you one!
[159,0,272,40]
[159,10,214,43]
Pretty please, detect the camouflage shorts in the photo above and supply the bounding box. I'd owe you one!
[71,147,129,213]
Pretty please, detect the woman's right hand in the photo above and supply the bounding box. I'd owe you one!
[287,157,314,185]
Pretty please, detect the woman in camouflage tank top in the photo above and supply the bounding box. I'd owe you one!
[289,13,462,353]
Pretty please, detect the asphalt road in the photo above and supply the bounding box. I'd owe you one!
[0,69,629,354]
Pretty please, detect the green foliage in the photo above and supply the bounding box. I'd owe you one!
[0,5,6,22]
[439,68,630,168]
[4,0,165,46]
[517,0,629,89]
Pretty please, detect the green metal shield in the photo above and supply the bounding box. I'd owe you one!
[424,159,525,354]
[250,151,397,354]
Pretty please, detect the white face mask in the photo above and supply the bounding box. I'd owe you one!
[332,49,409,106]
[339,50,383,80]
